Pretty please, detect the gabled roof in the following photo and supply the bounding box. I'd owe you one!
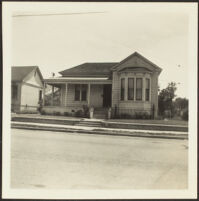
[111,51,162,73]
[59,62,118,77]
[58,52,162,78]
[12,66,43,82]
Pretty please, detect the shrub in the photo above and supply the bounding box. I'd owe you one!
[40,110,46,115]
[53,111,61,116]
[64,112,71,116]
[135,112,151,119]
[120,113,133,119]
[17,110,39,114]
[181,109,188,121]
[75,110,84,117]
[142,112,151,119]
[135,112,143,119]
[83,105,89,118]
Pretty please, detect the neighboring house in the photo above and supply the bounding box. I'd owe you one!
[43,52,162,118]
[11,66,44,112]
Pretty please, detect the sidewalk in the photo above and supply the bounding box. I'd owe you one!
[11,121,188,140]
[11,113,188,132]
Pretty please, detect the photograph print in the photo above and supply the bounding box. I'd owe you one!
[2,1,198,199]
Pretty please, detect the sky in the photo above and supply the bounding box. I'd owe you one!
[11,2,194,98]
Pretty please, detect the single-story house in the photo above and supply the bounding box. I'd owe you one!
[43,52,162,118]
[11,66,44,112]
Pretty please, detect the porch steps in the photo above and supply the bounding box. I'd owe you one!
[93,114,107,119]
[93,108,108,119]
[76,120,102,127]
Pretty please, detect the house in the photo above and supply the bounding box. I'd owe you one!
[43,52,162,118]
[11,66,44,112]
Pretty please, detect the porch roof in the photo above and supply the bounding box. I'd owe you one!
[44,76,112,84]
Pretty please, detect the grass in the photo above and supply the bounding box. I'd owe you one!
[12,113,188,126]
[107,118,188,126]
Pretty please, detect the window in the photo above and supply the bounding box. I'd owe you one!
[75,84,87,101]
[145,78,150,101]
[81,84,87,101]
[39,90,42,101]
[136,78,142,100]
[128,78,134,100]
[121,78,125,100]
[75,84,81,101]
[12,85,18,99]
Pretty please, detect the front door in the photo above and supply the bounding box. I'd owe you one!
[103,84,112,108]
[90,84,103,107]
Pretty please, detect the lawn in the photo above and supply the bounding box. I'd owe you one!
[107,118,188,126]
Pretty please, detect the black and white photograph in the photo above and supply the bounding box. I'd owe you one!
[2,1,198,199]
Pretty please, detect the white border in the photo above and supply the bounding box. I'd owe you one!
[2,2,198,199]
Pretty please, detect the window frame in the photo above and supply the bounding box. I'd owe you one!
[81,84,87,101]
[145,78,150,101]
[120,78,125,101]
[136,78,143,101]
[74,84,87,101]
[128,77,134,100]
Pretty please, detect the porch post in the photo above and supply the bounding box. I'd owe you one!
[43,83,46,106]
[87,83,90,107]
[65,83,68,106]
[51,85,54,106]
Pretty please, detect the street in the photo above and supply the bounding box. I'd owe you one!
[11,129,188,189]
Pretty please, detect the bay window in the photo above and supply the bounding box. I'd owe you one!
[145,78,150,101]
[136,78,142,101]
[128,78,134,100]
[121,78,125,100]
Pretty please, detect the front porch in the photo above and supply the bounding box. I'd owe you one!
[42,78,112,118]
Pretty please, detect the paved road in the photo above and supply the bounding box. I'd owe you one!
[11,129,188,189]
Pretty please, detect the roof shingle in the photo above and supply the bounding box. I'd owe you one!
[12,66,37,81]
[59,63,118,77]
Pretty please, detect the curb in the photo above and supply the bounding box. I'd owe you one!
[11,116,188,132]
[11,123,188,140]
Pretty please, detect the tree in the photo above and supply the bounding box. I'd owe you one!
[158,82,177,117]
[173,97,188,119]
[174,98,188,111]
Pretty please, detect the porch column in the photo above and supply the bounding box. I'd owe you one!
[65,83,68,106]
[51,85,54,106]
[43,83,46,106]
[87,83,91,107]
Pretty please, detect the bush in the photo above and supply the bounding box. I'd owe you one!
[113,111,151,119]
[135,112,143,119]
[53,111,61,116]
[64,112,71,116]
[75,110,84,117]
[83,105,89,118]
[40,110,46,115]
[17,110,39,114]
[135,112,151,119]
[120,113,133,119]
[181,109,188,121]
